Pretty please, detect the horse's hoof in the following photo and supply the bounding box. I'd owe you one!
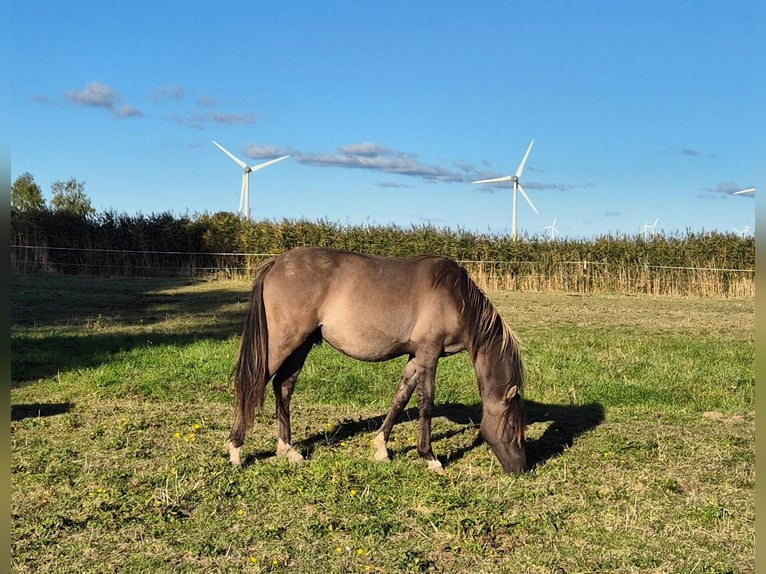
[373,451,391,463]
[372,433,390,462]
[426,459,445,475]
[224,440,241,466]
[287,448,305,464]
[278,447,305,464]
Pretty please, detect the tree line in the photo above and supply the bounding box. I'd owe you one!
[10,173,755,285]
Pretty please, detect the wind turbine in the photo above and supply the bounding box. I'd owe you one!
[733,225,751,237]
[641,217,659,240]
[733,187,755,196]
[212,140,289,221]
[472,139,539,241]
[544,217,559,240]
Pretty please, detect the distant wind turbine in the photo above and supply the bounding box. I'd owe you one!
[641,217,659,240]
[733,225,751,237]
[472,139,539,241]
[544,217,559,240]
[733,187,755,196]
[212,140,289,221]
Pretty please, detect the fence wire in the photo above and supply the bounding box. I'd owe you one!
[10,244,755,297]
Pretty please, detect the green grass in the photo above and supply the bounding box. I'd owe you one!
[11,274,754,573]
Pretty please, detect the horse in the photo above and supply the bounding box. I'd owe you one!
[225,246,527,474]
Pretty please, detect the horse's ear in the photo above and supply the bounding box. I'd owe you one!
[505,385,518,402]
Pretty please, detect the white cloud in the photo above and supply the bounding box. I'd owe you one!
[245,144,292,159]
[291,142,465,183]
[67,81,120,108]
[115,105,143,118]
[210,112,256,125]
[66,81,142,119]
[376,181,413,189]
[707,181,748,196]
[196,94,218,108]
[153,84,186,101]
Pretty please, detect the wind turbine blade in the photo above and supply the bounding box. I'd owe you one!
[515,139,535,178]
[249,154,290,172]
[733,187,755,195]
[213,140,248,169]
[471,175,514,185]
[517,183,539,215]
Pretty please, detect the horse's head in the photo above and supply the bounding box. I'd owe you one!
[459,274,528,474]
[480,384,528,474]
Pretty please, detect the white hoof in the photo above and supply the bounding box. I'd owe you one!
[374,450,391,463]
[277,439,304,463]
[224,440,241,465]
[285,448,305,464]
[426,459,445,475]
[372,432,390,462]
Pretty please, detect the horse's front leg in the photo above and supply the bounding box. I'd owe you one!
[373,358,418,462]
[415,361,444,475]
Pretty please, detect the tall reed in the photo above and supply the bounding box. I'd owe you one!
[11,210,754,297]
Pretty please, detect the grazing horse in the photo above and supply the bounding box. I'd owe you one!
[225,247,527,474]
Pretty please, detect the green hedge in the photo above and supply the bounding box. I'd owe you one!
[11,209,755,295]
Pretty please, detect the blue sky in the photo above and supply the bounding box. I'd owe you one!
[10,1,760,239]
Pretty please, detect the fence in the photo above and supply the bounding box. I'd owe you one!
[10,244,755,298]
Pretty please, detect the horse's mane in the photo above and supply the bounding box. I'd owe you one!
[429,258,517,359]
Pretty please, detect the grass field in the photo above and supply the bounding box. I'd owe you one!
[11,274,754,573]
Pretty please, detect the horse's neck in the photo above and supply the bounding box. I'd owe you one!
[472,338,511,400]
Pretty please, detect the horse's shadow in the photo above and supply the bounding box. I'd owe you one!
[244,399,605,471]
[11,402,74,422]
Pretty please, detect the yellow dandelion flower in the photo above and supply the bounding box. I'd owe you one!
[357,548,365,556]
[340,441,347,447]
[350,489,358,496]
[326,423,333,430]
[174,432,182,439]
[249,557,258,563]
[193,423,201,430]
[237,509,245,516]
[272,559,279,565]
[335,547,343,554]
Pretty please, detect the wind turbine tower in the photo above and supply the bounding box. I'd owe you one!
[472,139,539,241]
[212,141,289,221]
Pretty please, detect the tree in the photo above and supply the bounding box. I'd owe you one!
[11,172,46,212]
[50,178,96,218]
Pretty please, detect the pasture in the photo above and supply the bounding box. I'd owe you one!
[11,273,754,573]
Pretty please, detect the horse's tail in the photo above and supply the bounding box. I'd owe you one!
[229,258,277,447]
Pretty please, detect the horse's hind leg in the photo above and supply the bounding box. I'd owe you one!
[273,339,313,464]
[373,358,419,462]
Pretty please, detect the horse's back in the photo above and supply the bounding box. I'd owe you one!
[262,247,468,361]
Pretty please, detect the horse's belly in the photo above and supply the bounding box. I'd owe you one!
[320,323,408,362]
